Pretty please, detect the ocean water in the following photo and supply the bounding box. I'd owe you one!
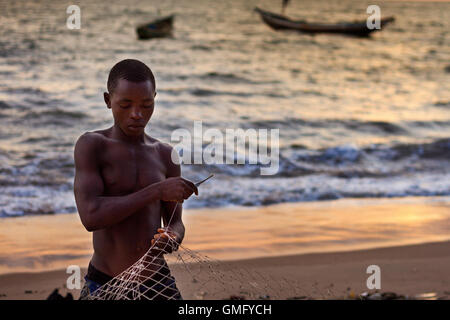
[0,0,449,217]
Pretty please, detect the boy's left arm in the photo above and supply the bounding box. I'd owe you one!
[152,144,197,253]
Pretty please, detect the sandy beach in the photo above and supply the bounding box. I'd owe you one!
[0,240,449,300]
[0,196,449,300]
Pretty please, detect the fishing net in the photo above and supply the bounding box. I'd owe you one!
[82,210,335,300]
[83,178,336,300]
[83,232,305,300]
[82,238,280,300]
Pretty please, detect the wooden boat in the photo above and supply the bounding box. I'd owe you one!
[136,15,174,40]
[254,7,395,37]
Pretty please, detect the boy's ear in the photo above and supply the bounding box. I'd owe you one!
[154,91,157,98]
[104,92,111,108]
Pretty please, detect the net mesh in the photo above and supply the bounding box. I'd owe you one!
[83,240,303,300]
[83,200,337,300]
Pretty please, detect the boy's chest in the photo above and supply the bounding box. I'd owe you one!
[99,142,166,195]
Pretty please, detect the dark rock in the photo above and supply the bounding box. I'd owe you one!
[64,293,74,300]
[381,292,398,300]
[46,288,73,300]
[47,289,64,300]
[367,292,382,300]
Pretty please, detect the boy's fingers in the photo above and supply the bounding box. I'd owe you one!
[152,229,177,251]
[180,180,194,194]
[190,182,199,195]
[188,180,199,195]
[182,179,199,196]
[162,229,177,239]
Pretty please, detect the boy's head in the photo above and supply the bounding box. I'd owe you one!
[107,59,156,94]
[104,59,156,136]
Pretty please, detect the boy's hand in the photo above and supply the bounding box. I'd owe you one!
[157,177,198,203]
[150,228,180,255]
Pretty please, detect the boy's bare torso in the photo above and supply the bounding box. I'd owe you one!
[88,127,169,276]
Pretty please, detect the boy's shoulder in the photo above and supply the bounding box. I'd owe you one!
[150,137,175,160]
[75,130,107,149]
[145,136,179,172]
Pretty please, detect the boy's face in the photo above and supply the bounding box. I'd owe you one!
[104,78,156,136]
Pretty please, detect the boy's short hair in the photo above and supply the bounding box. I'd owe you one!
[107,59,156,94]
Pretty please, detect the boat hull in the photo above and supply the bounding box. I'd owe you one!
[136,15,174,40]
[255,7,394,37]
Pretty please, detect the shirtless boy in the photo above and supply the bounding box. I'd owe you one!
[74,59,198,299]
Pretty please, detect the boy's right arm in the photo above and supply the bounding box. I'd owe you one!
[74,132,159,231]
[73,133,196,232]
